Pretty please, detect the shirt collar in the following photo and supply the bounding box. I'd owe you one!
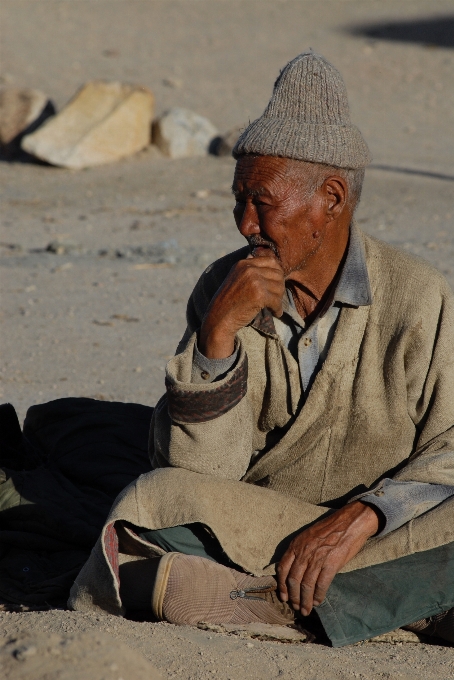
[333,222,373,307]
[281,222,372,323]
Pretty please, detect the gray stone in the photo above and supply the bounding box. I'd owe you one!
[22,81,154,169]
[153,107,218,158]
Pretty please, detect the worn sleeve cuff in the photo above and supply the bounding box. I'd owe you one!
[165,338,248,424]
[191,342,239,384]
[356,478,454,536]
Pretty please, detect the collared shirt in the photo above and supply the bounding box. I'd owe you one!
[191,225,454,535]
[275,223,372,391]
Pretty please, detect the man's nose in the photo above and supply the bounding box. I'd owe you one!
[237,202,260,237]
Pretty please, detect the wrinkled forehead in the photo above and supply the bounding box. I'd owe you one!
[232,155,306,195]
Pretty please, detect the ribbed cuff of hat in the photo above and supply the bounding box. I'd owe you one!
[233,118,371,168]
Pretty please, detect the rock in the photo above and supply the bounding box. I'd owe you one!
[153,107,218,158]
[366,628,422,644]
[46,239,85,255]
[0,88,55,158]
[209,126,242,156]
[0,630,161,680]
[22,81,154,169]
[197,621,309,643]
[98,239,179,263]
[162,77,183,89]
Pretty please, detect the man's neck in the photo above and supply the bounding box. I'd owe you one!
[285,220,350,321]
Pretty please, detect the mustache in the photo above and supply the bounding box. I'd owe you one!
[247,235,279,258]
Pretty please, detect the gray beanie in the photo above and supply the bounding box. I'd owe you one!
[233,51,371,169]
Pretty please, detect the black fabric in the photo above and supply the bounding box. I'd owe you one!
[0,398,153,606]
[0,402,41,470]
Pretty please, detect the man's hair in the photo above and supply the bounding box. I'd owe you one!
[289,159,365,212]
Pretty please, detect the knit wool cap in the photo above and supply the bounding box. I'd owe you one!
[233,51,371,169]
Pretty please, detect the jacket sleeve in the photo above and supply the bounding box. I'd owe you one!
[348,278,454,534]
[393,279,454,487]
[149,250,258,480]
[151,333,255,480]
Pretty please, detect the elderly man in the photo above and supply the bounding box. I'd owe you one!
[70,52,454,647]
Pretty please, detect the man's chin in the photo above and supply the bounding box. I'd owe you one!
[283,260,309,279]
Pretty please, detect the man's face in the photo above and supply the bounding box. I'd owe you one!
[232,155,328,277]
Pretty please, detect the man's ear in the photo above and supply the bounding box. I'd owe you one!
[324,176,347,219]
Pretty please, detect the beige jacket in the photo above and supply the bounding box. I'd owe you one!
[69,229,454,615]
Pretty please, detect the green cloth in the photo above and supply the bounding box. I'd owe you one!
[141,524,454,647]
[317,541,454,647]
[140,524,235,565]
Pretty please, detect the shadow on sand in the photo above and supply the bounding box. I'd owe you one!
[0,100,55,165]
[347,15,454,49]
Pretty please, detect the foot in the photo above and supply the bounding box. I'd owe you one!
[152,553,296,626]
[404,608,454,643]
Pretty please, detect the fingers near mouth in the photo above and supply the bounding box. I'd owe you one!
[248,238,279,258]
[252,245,274,258]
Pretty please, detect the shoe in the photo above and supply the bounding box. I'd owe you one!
[404,608,454,643]
[152,553,295,626]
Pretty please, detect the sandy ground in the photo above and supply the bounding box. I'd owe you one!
[1,1,454,678]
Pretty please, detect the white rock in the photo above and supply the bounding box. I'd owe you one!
[153,107,218,158]
[0,88,53,146]
[22,81,154,169]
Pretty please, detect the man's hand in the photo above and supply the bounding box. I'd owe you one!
[199,249,285,359]
[277,501,379,616]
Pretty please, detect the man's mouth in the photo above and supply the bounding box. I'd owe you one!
[247,236,279,258]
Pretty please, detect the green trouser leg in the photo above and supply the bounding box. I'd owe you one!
[140,523,235,565]
[315,541,454,647]
[140,525,454,647]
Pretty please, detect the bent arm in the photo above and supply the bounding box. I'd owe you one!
[353,283,454,534]
[150,245,289,479]
[151,332,254,480]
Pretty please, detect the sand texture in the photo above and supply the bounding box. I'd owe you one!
[1,1,453,678]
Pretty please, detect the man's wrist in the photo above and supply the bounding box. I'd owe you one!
[355,501,382,537]
[199,324,237,359]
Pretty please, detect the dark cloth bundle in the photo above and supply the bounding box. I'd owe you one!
[0,398,153,606]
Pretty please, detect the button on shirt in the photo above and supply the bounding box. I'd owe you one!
[191,225,454,535]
